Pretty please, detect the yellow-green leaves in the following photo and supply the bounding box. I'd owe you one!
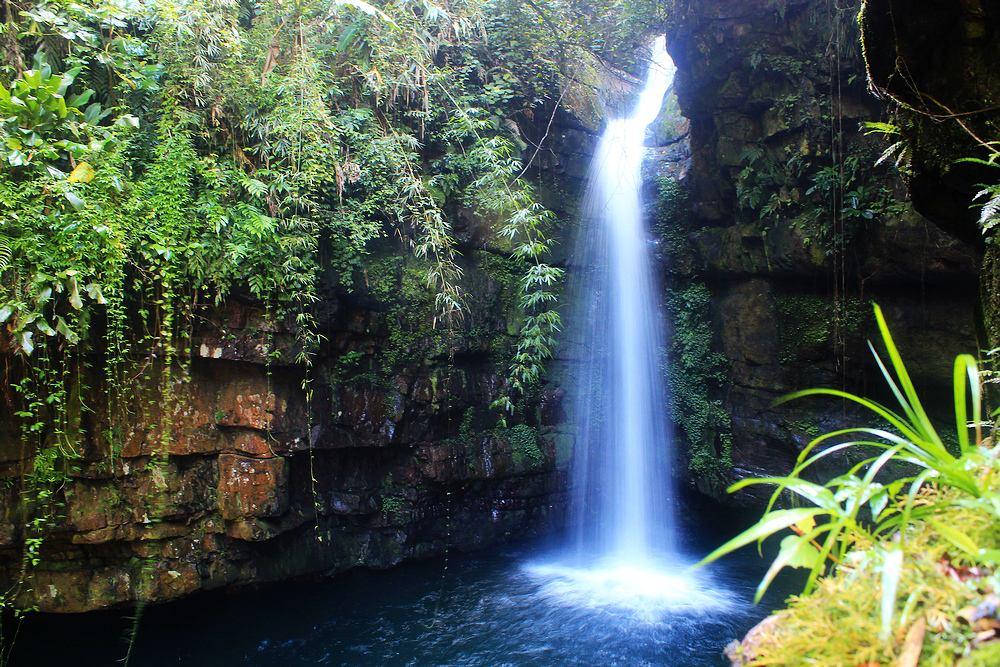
[332,0,398,26]
[698,507,825,568]
[954,353,982,454]
[756,534,821,603]
[68,161,95,184]
[928,519,980,558]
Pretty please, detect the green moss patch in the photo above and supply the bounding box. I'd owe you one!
[665,282,734,494]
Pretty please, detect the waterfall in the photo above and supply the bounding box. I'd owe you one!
[526,37,730,618]
[568,35,676,563]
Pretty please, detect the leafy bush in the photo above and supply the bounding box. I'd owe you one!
[1,52,111,170]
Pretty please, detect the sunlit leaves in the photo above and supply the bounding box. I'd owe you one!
[68,161,95,183]
[879,547,903,641]
[975,185,1000,234]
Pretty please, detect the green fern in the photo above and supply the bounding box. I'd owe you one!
[0,239,10,273]
[975,185,1000,233]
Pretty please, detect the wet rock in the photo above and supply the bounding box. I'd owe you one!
[0,183,575,613]
[217,454,288,521]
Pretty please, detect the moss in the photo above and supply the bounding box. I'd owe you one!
[326,349,375,390]
[776,294,831,363]
[365,249,525,389]
[776,293,867,364]
[654,177,692,250]
[365,254,452,375]
[474,250,521,311]
[380,494,405,516]
[378,472,408,520]
[503,424,544,470]
[665,282,734,494]
[655,93,687,143]
[469,249,524,350]
[458,407,476,442]
[959,642,1000,667]
[788,418,822,439]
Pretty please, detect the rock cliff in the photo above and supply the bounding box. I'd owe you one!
[661,0,980,498]
[0,250,570,611]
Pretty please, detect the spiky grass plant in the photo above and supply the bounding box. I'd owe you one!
[700,303,999,641]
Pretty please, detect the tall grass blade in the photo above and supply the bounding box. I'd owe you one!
[697,508,826,567]
[872,304,941,445]
[953,354,981,454]
[880,547,903,641]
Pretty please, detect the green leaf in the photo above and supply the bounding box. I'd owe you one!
[880,547,903,641]
[59,66,82,93]
[67,277,83,310]
[55,316,77,343]
[114,114,139,128]
[953,354,981,453]
[956,157,1000,168]
[697,508,826,567]
[68,89,94,107]
[776,388,920,445]
[729,476,837,510]
[84,283,105,304]
[869,482,901,522]
[977,549,1000,565]
[863,121,900,136]
[872,303,941,447]
[755,533,822,603]
[19,330,33,356]
[64,190,85,210]
[82,102,103,124]
[928,519,979,558]
[332,0,398,26]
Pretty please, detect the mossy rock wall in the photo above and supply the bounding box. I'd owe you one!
[659,0,980,502]
[0,244,572,613]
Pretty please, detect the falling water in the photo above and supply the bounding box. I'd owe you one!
[570,34,676,563]
[526,36,730,617]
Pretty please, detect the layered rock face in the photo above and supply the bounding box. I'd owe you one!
[0,233,569,614]
[661,0,980,498]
